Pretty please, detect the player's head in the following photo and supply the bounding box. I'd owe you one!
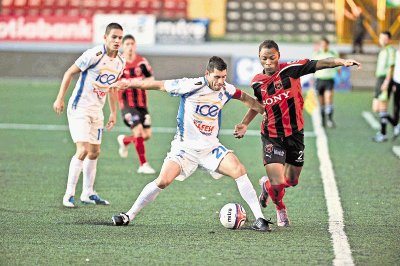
[104,23,123,54]
[258,40,280,75]
[205,56,228,91]
[122,34,137,57]
[319,37,330,51]
[379,31,391,47]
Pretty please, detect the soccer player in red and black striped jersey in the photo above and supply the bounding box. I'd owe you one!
[234,40,360,227]
[117,35,156,174]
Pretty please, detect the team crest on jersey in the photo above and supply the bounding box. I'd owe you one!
[218,92,223,100]
[274,80,283,91]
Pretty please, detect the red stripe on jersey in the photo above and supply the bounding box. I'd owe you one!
[266,106,277,137]
[127,89,135,107]
[137,89,144,107]
[290,78,305,131]
[279,97,293,136]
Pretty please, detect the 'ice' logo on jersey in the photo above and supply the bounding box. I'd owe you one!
[195,104,220,117]
[95,73,116,85]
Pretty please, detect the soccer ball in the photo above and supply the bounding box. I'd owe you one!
[219,203,247,229]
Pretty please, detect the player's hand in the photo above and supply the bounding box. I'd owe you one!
[234,123,248,139]
[53,99,64,115]
[110,79,130,91]
[343,59,361,69]
[105,113,116,130]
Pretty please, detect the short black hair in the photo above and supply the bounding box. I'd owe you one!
[381,31,392,39]
[206,56,227,72]
[259,40,279,52]
[321,37,330,44]
[122,34,135,43]
[105,23,123,35]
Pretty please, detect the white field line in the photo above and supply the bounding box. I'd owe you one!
[361,111,380,130]
[311,109,354,265]
[0,123,316,137]
[392,146,400,159]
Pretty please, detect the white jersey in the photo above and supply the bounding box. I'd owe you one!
[164,77,239,150]
[68,45,125,111]
[394,50,400,84]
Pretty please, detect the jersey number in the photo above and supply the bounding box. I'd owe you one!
[212,145,227,159]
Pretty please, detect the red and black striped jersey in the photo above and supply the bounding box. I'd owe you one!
[118,55,153,109]
[251,59,317,138]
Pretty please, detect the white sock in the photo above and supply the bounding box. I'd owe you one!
[235,174,265,220]
[65,156,83,196]
[126,181,162,220]
[82,158,97,196]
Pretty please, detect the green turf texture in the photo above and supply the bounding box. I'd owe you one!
[0,79,399,265]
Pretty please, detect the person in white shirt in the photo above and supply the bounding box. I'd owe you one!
[53,23,125,208]
[111,56,273,231]
[392,41,400,140]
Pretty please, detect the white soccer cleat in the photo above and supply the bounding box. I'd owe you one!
[63,194,76,208]
[393,124,400,140]
[80,194,110,205]
[137,162,156,174]
[276,208,290,227]
[372,132,388,143]
[117,135,128,158]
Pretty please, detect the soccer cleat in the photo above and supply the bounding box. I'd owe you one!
[393,124,400,140]
[326,119,336,128]
[276,208,290,227]
[112,213,130,226]
[137,162,156,174]
[63,195,76,208]
[117,135,128,158]
[80,194,110,205]
[259,176,270,208]
[252,217,273,232]
[372,132,388,143]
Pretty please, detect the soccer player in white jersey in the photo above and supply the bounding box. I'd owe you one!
[111,56,273,231]
[53,23,125,208]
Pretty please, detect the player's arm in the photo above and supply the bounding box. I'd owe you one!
[106,87,118,130]
[53,64,81,114]
[234,90,264,139]
[238,91,265,114]
[316,57,361,70]
[112,79,166,91]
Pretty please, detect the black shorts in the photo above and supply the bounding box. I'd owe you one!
[121,107,151,129]
[374,77,393,99]
[315,79,334,96]
[261,130,305,167]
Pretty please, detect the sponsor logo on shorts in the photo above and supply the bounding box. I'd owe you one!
[273,149,285,157]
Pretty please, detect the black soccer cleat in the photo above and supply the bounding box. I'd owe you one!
[112,213,130,226]
[252,217,273,232]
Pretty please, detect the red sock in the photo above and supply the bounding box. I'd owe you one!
[284,176,299,188]
[123,136,136,145]
[267,184,286,210]
[134,137,147,165]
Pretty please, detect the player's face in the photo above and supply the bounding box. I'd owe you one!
[320,40,329,51]
[104,29,123,52]
[122,39,137,56]
[206,69,227,91]
[259,47,280,75]
[379,33,389,47]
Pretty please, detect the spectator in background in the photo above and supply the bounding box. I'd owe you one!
[312,37,340,128]
[372,31,396,142]
[346,6,366,54]
[392,40,400,140]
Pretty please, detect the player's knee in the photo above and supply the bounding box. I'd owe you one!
[75,148,89,160]
[285,177,299,187]
[230,163,247,178]
[88,149,100,159]
[155,176,173,189]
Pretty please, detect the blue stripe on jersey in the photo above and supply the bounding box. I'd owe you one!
[72,49,106,108]
[176,96,186,141]
[72,70,88,109]
[217,110,222,137]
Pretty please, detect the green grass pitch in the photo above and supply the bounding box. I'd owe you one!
[0,79,399,265]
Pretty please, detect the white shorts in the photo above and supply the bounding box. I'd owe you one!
[67,106,104,144]
[164,140,232,181]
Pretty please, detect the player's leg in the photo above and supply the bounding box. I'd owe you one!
[117,109,138,158]
[393,82,400,139]
[374,79,395,142]
[134,123,155,174]
[63,141,88,207]
[112,160,181,226]
[324,80,335,128]
[316,80,326,127]
[216,151,272,231]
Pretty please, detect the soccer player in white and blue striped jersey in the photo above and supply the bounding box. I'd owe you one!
[53,23,125,208]
[111,56,273,231]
